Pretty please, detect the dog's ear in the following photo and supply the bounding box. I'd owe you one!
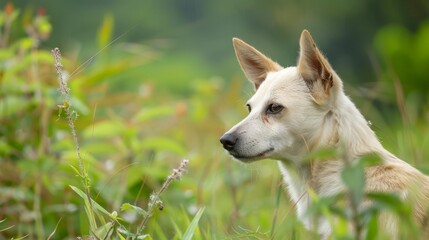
[233,38,282,90]
[298,30,336,105]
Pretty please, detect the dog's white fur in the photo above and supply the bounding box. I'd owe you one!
[221,30,429,238]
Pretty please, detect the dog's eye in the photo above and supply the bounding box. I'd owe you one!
[246,104,251,112]
[266,103,284,114]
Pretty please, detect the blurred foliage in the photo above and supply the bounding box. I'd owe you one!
[0,1,428,240]
[375,21,429,111]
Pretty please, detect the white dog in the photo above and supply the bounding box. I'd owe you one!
[220,30,429,239]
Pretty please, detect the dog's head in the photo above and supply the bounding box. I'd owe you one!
[220,30,343,163]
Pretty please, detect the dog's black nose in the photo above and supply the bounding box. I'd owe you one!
[220,133,237,151]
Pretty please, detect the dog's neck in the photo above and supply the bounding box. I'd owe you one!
[278,92,386,207]
[332,93,384,158]
[297,92,387,162]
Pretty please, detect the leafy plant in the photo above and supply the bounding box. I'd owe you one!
[374,21,429,111]
[307,151,420,240]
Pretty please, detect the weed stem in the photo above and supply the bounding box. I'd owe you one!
[138,159,189,232]
[51,48,93,209]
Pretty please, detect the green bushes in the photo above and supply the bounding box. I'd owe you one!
[0,4,233,239]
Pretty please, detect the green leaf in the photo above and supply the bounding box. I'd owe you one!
[374,25,411,63]
[170,219,183,239]
[70,96,90,115]
[118,227,152,239]
[62,151,97,171]
[365,214,378,240]
[0,224,14,233]
[75,59,141,87]
[68,164,82,177]
[331,217,350,238]
[183,207,205,240]
[138,235,152,239]
[36,16,52,35]
[0,96,32,117]
[304,148,338,162]
[341,161,365,204]
[47,217,62,240]
[12,234,29,240]
[133,106,175,123]
[117,231,127,240]
[69,185,110,216]
[0,140,13,155]
[360,153,382,166]
[70,185,90,200]
[95,222,113,239]
[18,38,35,52]
[366,192,411,216]
[140,137,186,156]
[97,14,114,49]
[83,120,126,138]
[121,203,148,217]
[152,220,169,240]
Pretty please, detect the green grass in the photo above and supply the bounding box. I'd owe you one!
[1,5,429,240]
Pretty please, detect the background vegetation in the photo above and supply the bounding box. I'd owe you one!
[1,0,429,239]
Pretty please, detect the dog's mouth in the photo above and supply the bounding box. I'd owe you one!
[229,147,274,162]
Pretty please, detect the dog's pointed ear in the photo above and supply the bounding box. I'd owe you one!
[233,38,282,90]
[298,30,336,104]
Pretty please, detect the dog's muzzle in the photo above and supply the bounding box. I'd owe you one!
[220,133,237,151]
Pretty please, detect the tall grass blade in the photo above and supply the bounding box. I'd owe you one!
[183,207,205,240]
[47,217,62,240]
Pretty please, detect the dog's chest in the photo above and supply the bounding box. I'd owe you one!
[278,161,344,233]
